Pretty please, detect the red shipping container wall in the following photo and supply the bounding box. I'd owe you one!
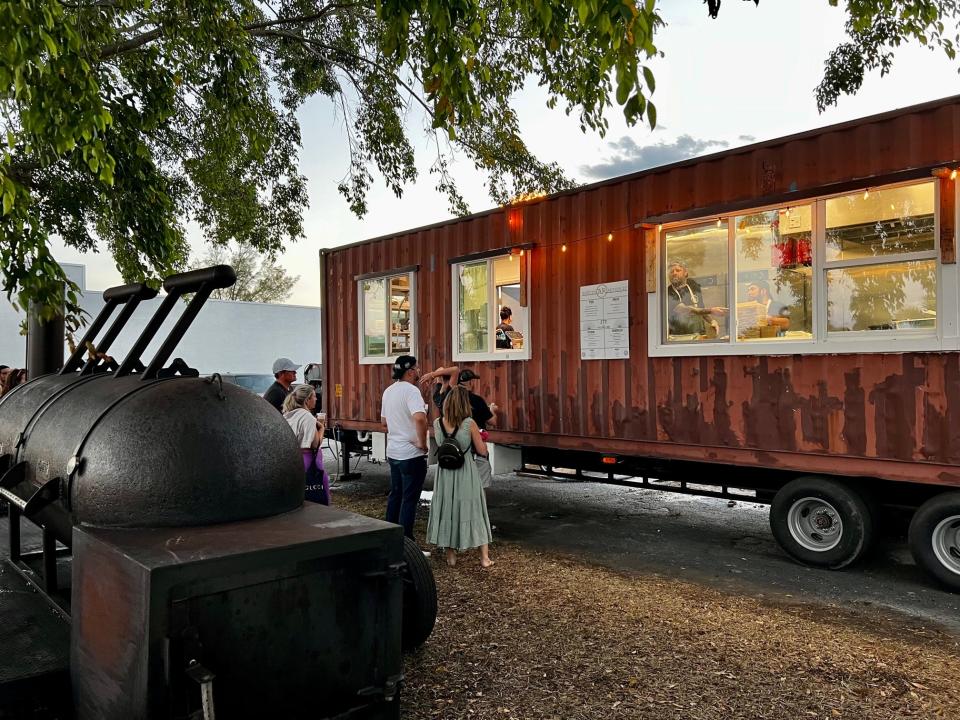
[323,96,960,487]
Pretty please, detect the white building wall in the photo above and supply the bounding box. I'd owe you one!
[0,264,321,375]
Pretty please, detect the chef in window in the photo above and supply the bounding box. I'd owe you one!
[667,261,727,337]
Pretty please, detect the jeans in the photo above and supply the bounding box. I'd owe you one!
[386,456,428,539]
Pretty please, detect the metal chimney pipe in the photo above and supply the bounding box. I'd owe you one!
[26,290,66,378]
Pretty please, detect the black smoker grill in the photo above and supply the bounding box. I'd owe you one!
[0,266,436,720]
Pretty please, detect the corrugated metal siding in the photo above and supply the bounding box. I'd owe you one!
[324,97,960,486]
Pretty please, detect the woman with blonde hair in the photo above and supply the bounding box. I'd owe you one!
[426,385,494,567]
[283,384,330,505]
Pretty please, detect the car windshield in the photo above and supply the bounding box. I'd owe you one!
[229,374,275,394]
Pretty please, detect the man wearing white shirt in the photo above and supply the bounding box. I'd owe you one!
[380,354,429,540]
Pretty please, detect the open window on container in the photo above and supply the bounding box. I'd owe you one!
[451,249,530,361]
[357,270,416,364]
[652,178,945,356]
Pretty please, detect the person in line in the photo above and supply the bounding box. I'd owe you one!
[419,365,459,415]
[455,369,497,491]
[496,306,515,349]
[264,357,300,411]
[666,261,728,337]
[746,280,791,332]
[283,384,330,505]
[381,355,429,542]
[427,386,494,568]
[1,368,26,397]
[0,366,9,387]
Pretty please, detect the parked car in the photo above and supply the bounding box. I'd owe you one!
[217,373,275,395]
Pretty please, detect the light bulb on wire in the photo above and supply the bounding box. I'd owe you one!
[561,244,567,252]
[952,169,958,181]
[607,233,613,242]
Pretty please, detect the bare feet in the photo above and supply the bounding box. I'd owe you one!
[445,548,457,567]
[480,559,495,568]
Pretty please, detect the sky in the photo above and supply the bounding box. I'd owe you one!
[50,0,960,306]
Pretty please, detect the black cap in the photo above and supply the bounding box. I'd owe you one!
[392,355,417,380]
[458,369,480,384]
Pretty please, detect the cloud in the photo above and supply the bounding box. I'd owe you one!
[580,134,729,179]
[738,134,756,142]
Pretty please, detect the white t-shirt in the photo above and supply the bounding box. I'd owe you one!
[381,381,427,460]
[283,408,316,449]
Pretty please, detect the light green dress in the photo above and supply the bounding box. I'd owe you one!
[426,418,493,551]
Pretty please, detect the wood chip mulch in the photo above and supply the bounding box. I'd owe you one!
[336,492,960,720]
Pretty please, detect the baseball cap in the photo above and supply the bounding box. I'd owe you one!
[392,355,417,380]
[272,357,300,374]
[458,369,480,384]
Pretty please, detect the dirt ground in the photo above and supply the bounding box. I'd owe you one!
[336,489,960,720]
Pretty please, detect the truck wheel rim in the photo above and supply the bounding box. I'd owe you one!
[931,515,960,576]
[787,497,843,552]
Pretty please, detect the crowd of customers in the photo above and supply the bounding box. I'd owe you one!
[264,352,500,567]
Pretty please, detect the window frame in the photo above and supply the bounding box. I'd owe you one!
[649,178,959,357]
[451,252,531,362]
[357,270,417,365]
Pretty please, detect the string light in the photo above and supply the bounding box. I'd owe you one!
[952,169,958,181]
[863,189,870,200]
[607,233,613,242]
[561,244,567,252]
[519,249,524,257]
[716,217,722,227]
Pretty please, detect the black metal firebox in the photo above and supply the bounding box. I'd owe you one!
[0,266,435,720]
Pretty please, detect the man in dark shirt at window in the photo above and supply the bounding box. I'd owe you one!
[455,368,498,492]
[264,357,300,411]
[666,261,727,337]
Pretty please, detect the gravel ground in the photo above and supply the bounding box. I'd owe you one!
[333,476,960,720]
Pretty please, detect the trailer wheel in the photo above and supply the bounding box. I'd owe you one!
[401,537,437,652]
[770,476,874,569]
[908,492,960,592]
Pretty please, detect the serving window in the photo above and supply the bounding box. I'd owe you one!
[452,251,530,361]
[358,271,415,363]
[655,179,947,355]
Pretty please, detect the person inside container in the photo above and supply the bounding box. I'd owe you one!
[746,280,791,333]
[666,261,727,338]
[496,306,515,349]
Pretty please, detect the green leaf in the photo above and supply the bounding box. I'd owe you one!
[642,65,655,93]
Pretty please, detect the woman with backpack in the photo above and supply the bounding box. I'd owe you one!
[426,385,494,567]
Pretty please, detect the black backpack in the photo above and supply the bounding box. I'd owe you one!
[436,421,467,470]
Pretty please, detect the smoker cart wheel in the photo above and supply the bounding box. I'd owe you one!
[770,476,875,569]
[401,537,438,652]
[909,492,960,592]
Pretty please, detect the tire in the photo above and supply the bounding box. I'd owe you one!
[401,537,437,652]
[908,492,960,592]
[770,476,875,569]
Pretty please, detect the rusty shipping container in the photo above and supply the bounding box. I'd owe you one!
[321,95,960,589]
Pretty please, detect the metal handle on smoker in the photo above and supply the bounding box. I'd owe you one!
[61,283,159,375]
[114,265,237,379]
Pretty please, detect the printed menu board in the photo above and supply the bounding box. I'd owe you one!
[580,280,630,360]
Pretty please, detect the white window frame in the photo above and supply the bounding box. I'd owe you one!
[358,270,417,365]
[648,178,960,357]
[451,253,531,362]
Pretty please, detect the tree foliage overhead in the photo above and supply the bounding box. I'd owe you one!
[189,243,299,303]
[2,0,959,329]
